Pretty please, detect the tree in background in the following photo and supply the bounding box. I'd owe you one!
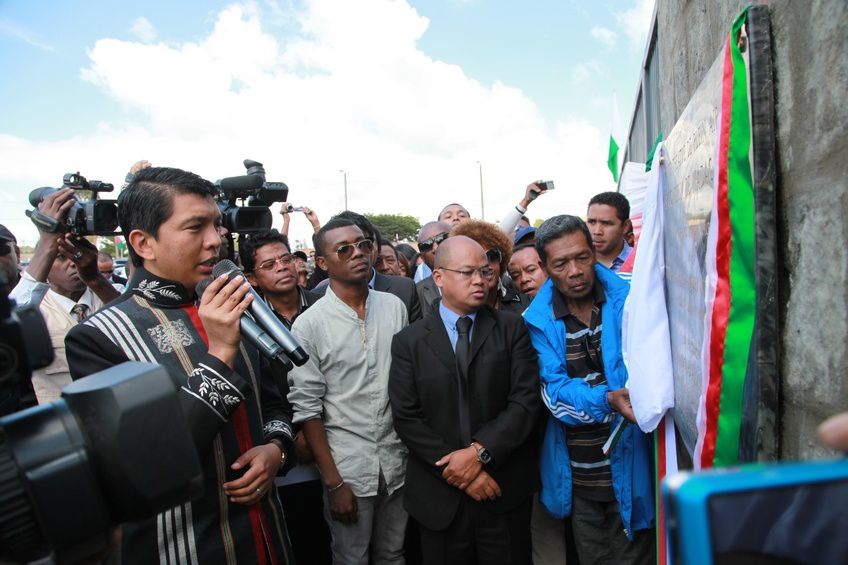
[98,237,116,257]
[364,213,421,242]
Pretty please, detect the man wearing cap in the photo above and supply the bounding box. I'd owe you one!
[10,189,120,403]
[0,224,21,289]
[292,250,311,288]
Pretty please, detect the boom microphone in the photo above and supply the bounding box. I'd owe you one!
[195,279,294,370]
[212,260,309,366]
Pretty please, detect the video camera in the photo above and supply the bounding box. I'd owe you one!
[0,284,202,563]
[215,159,289,235]
[27,172,119,236]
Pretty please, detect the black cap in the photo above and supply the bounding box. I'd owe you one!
[292,250,308,261]
[0,224,16,244]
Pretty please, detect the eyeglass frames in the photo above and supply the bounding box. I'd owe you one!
[333,239,374,261]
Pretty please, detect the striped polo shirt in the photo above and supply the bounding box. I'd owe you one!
[552,283,615,502]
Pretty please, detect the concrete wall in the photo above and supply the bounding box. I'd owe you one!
[655,0,848,460]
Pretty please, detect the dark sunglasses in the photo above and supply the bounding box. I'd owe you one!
[333,239,374,261]
[0,242,12,257]
[418,232,449,253]
[486,248,503,264]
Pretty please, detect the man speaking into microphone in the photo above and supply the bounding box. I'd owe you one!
[65,167,297,565]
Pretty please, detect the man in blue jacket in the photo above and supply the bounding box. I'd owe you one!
[523,215,654,564]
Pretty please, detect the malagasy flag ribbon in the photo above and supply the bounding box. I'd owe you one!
[695,6,757,470]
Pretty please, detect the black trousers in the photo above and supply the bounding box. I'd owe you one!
[277,479,332,565]
[419,497,533,565]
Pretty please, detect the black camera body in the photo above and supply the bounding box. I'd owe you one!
[0,288,203,563]
[215,159,289,235]
[27,172,119,236]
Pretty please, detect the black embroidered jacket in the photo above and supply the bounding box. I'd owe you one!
[65,268,295,565]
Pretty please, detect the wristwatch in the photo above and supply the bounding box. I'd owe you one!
[471,442,492,465]
[269,439,287,466]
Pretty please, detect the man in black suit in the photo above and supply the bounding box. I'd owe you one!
[414,221,451,318]
[389,235,542,565]
[312,211,422,322]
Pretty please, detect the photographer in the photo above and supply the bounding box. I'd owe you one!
[279,201,321,239]
[498,181,551,235]
[9,189,120,404]
[65,167,296,564]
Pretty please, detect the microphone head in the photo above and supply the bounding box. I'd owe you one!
[212,259,242,279]
[195,278,213,299]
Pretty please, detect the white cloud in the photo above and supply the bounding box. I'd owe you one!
[615,0,655,46]
[590,26,617,49]
[130,17,157,43]
[0,0,616,247]
[0,19,55,52]
[571,60,606,86]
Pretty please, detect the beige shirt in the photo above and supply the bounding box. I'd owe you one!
[288,286,408,497]
[34,288,102,403]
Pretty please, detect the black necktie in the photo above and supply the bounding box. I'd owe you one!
[455,316,473,445]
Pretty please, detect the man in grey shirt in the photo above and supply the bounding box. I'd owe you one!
[288,218,409,565]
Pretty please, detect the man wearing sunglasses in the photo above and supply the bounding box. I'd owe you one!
[288,218,410,564]
[523,215,654,565]
[389,236,542,564]
[414,221,451,318]
[313,211,422,323]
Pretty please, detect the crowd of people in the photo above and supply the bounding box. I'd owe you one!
[1,163,654,565]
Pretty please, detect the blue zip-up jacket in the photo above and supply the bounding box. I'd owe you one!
[523,265,654,538]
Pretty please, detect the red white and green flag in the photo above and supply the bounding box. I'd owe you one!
[695,7,757,470]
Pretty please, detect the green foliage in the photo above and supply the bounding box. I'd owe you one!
[98,237,116,257]
[363,213,421,242]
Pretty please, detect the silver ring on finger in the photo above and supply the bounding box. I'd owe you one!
[73,251,83,259]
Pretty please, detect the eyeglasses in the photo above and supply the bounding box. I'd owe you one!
[485,248,503,264]
[439,266,495,280]
[418,232,449,253]
[333,239,374,261]
[256,254,295,272]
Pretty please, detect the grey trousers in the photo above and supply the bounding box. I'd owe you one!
[531,493,568,564]
[323,486,408,565]
[570,495,655,565]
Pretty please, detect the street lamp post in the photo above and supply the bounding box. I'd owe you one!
[477,161,485,220]
[339,169,349,210]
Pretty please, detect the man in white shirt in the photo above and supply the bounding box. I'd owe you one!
[288,217,409,565]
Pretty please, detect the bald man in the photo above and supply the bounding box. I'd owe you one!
[437,204,470,227]
[390,236,542,565]
[415,221,451,317]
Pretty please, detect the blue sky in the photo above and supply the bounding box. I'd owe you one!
[0,0,653,246]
